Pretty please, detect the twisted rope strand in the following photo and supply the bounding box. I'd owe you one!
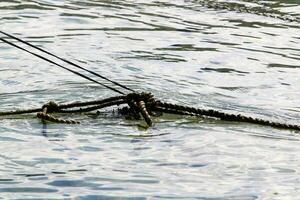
[37,105,80,124]
[137,101,152,126]
[37,112,80,124]
[156,101,300,130]
[153,107,196,116]
[1,93,299,130]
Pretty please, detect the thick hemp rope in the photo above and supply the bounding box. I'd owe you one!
[36,101,80,124]
[0,93,299,131]
[153,101,300,130]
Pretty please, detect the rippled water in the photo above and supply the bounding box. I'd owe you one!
[0,0,300,199]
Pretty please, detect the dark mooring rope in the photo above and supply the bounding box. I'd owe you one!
[0,96,127,116]
[0,93,299,130]
[37,105,80,124]
[0,31,135,93]
[154,101,300,131]
[0,32,299,130]
[59,99,127,113]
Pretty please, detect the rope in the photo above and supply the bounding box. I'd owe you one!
[36,102,80,124]
[58,95,126,110]
[0,31,134,93]
[0,96,127,116]
[137,101,152,126]
[155,101,300,130]
[0,37,125,95]
[0,93,299,130]
[0,108,42,116]
[60,99,127,113]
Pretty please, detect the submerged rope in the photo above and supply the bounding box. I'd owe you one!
[0,93,299,130]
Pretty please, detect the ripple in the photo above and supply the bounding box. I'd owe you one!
[268,63,300,68]
[1,0,300,199]
[75,195,146,200]
[0,187,57,193]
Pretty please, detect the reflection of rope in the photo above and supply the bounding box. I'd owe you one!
[191,0,299,23]
[1,93,299,130]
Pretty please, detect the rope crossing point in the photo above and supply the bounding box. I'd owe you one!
[1,93,299,130]
[0,31,299,131]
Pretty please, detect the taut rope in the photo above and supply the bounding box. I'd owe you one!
[0,31,135,93]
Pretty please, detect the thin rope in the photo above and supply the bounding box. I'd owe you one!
[0,37,125,95]
[0,95,127,116]
[0,31,135,93]
[60,99,127,113]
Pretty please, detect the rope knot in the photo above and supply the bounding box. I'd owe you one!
[125,92,155,127]
[126,92,155,105]
[42,101,59,113]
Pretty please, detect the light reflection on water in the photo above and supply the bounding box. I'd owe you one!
[0,0,300,199]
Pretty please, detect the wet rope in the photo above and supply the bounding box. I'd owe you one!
[0,96,127,116]
[0,33,298,129]
[154,101,300,130]
[37,102,80,124]
[59,99,127,113]
[0,93,299,130]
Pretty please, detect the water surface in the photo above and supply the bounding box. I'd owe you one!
[0,0,300,199]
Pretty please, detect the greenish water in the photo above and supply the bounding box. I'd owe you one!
[0,0,300,199]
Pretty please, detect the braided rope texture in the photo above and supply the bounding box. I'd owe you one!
[155,101,300,131]
[36,103,80,124]
[0,93,299,130]
[37,112,80,124]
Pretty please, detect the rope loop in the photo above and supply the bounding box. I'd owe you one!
[126,92,154,103]
[37,112,80,124]
[42,101,60,113]
[37,101,80,124]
